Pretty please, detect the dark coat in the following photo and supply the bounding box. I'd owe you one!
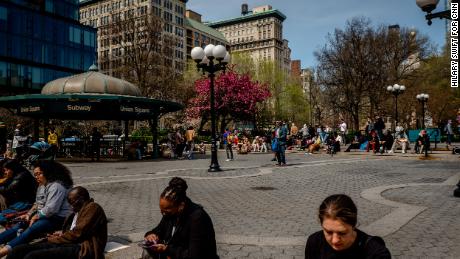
[0,170,37,206]
[305,229,391,259]
[276,126,288,145]
[48,199,108,259]
[145,198,218,259]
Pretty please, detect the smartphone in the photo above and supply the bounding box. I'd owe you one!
[137,240,157,249]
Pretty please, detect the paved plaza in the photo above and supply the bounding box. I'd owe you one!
[66,150,460,259]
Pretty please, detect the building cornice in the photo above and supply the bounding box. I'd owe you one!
[79,0,188,7]
[207,9,286,28]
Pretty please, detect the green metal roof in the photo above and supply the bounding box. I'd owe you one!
[185,18,228,43]
[0,94,183,120]
[206,9,286,28]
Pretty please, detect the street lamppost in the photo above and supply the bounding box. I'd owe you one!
[416,0,452,25]
[191,44,230,172]
[386,84,406,129]
[417,93,430,158]
[416,93,429,129]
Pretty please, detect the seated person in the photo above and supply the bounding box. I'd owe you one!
[0,160,73,257]
[197,142,206,154]
[389,126,409,154]
[306,137,321,154]
[414,130,429,154]
[0,160,37,211]
[366,130,380,153]
[333,134,341,153]
[239,137,249,154]
[305,194,391,258]
[251,137,260,152]
[7,186,108,259]
[345,132,366,152]
[142,177,218,259]
[379,130,394,154]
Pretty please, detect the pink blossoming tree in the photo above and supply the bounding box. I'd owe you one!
[186,69,271,133]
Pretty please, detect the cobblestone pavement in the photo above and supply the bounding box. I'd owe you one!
[64,151,459,258]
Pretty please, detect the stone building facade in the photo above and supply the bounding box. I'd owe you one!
[79,0,187,76]
[207,4,291,74]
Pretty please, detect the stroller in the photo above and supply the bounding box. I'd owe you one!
[22,141,55,169]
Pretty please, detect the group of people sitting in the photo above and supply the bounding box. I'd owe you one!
[345,124,431,155]
[0,159,107,259]
[0,157,393,259]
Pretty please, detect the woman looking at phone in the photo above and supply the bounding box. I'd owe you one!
[305,194,391,259]
[142,177,218,259]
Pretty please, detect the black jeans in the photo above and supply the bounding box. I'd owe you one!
[7,242,80,259]
[226,144,233,159]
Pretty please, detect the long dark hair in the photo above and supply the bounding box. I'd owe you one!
[2,159,29,175]
[318,194,358,228]
[34,160,73,188]
[160,177,188,206]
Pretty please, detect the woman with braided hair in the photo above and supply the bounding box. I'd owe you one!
[142,177,218,259]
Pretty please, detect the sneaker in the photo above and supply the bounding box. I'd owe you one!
[388,150,393,154]
[402,151,406,154]
[225,159,230,161]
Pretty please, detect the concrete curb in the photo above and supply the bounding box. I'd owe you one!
[360,172,460,237]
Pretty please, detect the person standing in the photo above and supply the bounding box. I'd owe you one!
[374,116,385,140]
[90,127,102,161]
[365,117,374,137]
[184,126,195,160]
[174,128,185,159]
[339,120,347,145]
[444,120,453,147]
[225,130,234,161]
[301,124,308,139]
[47,128,59,159]
[275,121,288,166]
[11,124,23,156]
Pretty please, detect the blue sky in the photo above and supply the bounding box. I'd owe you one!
[187,0,450,68]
